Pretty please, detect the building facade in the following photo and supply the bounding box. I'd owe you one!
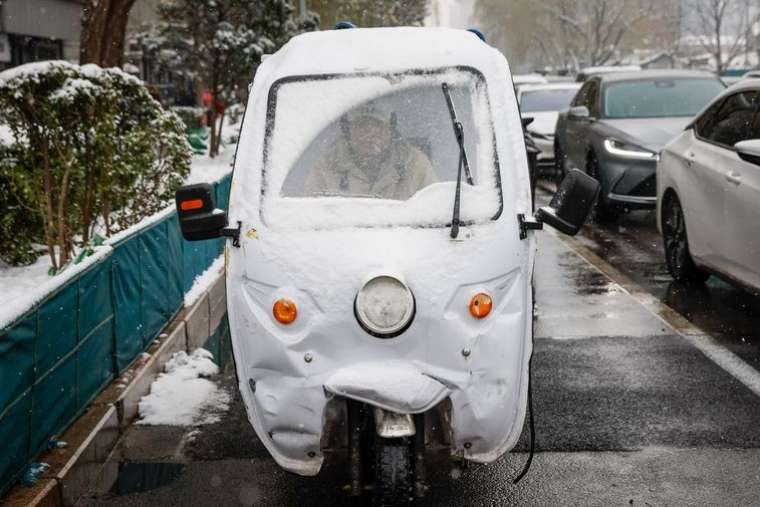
[0,0,83,72]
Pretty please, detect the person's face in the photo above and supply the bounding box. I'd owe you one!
[348,116,392,157]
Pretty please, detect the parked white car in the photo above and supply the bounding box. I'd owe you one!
[517,83,581,168]
[657,80,760,294]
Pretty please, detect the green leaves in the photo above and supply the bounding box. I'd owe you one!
[0,63,191,267]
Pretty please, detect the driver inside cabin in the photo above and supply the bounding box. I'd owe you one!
[303,104,436,200]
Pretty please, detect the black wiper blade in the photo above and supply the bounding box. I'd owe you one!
[442,83,473,239]
[442,83,474,185]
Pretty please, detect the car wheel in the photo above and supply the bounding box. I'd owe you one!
[662,194,709,284]
[587,151,619,223]
[554,139,566,184]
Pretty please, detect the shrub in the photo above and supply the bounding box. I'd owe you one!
[172,106,207,130]
[0,62,191,269]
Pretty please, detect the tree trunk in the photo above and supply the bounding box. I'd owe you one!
[208,57,220,158]
[80,0,137,67]
[215,107,226,155]
[41,144,58,271]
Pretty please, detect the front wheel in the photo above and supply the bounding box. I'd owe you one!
[662,194,709,283]
[373,436,413,506]
[554,139,566,184]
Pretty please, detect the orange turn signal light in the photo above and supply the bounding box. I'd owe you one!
[469,293,493,319]
[180,198,204,211]
[273,298,298,325]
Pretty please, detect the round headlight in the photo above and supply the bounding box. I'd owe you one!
[355,276,415,338]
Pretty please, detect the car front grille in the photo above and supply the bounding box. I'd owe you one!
[628,174,656,197]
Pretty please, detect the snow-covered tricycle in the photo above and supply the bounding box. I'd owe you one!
[175,26,598,505]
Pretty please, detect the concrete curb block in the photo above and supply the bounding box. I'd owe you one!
[56,406,119,506]
[186,292,211,352]
[115,321,188,429]
[8,268,226,507]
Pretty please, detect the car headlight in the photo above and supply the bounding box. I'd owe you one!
[603,138,657,160]
[355,275,415,338]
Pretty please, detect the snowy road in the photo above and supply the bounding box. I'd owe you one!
[86,187,760,506]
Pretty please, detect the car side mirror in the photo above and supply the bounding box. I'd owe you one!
[522,116,535,128]
[568,106,591,120]
[175,183,227,241]
[734,139,760,166]
[536,169,600,236]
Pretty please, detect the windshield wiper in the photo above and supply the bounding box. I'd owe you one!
[442,83,473,239]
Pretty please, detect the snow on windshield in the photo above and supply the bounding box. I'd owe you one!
[260,68,502,229]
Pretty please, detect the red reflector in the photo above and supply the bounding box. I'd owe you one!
[180,199,204,211]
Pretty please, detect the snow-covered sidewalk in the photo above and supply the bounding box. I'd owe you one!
[137,348,230,426]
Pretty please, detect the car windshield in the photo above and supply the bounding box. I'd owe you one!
[520,88,578,112]
[261,68,502,229]
[603,78,725,118]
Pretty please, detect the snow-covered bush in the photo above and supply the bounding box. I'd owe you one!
[172,106,207,129]
[0,62,191,270]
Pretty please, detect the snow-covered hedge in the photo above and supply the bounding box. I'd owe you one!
[0,61,191,269]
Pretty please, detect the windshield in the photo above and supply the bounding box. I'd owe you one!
[261,68,502,229]
[603,78,725,119]
[520,88,579,112]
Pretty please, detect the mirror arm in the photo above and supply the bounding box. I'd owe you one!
[221,220,242,247]
[518,213,543,240]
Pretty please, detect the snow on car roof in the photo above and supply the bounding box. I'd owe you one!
[256,27,505,83]
[596,69,719,83]
[517,82,581,92]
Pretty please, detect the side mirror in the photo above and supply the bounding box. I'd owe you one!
[734,139,760,165]
[175,183,227,241]
[522,116,535,128]
[568,106,590,120]
[536,169,600,236]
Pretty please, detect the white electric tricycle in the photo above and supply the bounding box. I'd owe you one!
[176,27,598,504]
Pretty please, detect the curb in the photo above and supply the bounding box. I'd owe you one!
[4,268,226,507]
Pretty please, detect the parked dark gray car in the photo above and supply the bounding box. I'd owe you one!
[555,70,725,221]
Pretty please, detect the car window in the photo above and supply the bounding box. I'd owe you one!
[572,81,592,107]
[694,99,723,138]
[696,91,760,147]
[520,88,579,112]
[603,78,724,118]
[747,106,760,140]
[583,80,599,115]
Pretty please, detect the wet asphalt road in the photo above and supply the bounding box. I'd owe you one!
[87,185,760,506]
[537,182,760,368]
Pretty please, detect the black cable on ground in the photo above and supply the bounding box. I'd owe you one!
[513,286,537,485]
[513,351,534,485]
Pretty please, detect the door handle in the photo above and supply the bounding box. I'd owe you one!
[726,171,742,185]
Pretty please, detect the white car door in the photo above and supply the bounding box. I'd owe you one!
[723,111,760,290]
[690,90,760,281]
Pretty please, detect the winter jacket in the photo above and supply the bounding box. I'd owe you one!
[303,139,435,200]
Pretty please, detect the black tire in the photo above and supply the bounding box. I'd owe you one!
[373,437,413,507]
[554,139,566,184]
[587,151,619,223]
[662,194,709,284]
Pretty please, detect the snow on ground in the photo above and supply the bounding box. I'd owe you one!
[185,255,225,307]
[137,348,230,426]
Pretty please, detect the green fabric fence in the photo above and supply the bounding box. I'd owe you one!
[0,174,231,496]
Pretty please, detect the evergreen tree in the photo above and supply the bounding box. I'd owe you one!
[158,0,317,156]
[336,0,429,28]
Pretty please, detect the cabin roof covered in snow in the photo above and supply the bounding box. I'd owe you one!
[257,27,504,83]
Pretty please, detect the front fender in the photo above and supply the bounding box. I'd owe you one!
[324,361,451,414]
